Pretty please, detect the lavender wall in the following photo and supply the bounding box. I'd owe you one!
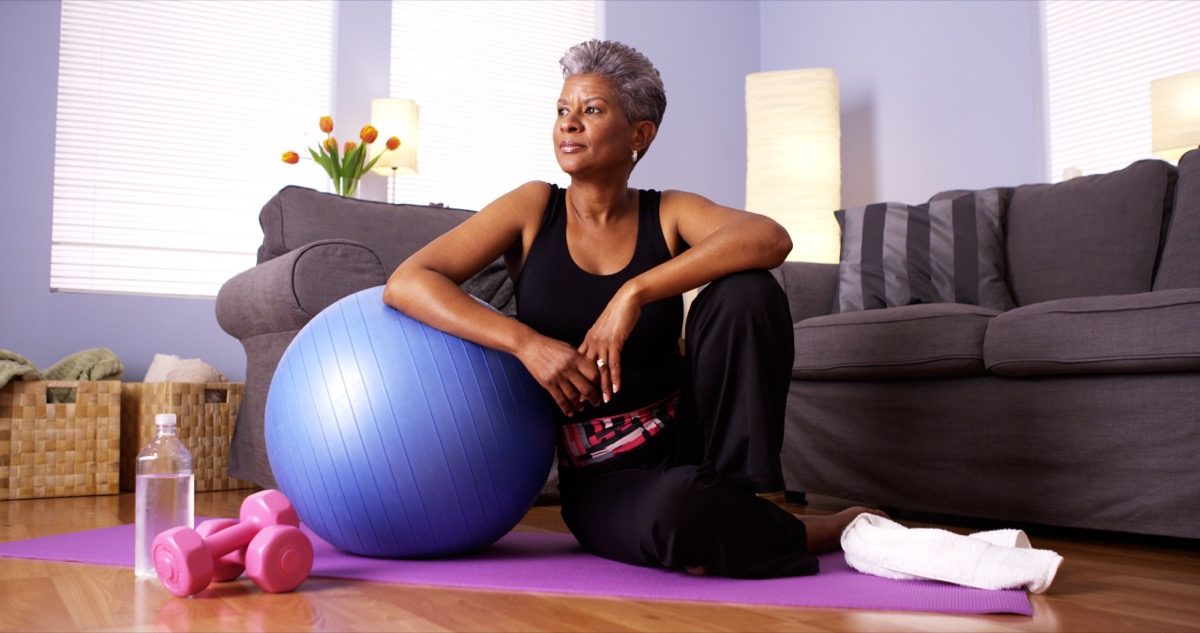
[0,1,384,381]
[760,0,1046,207]
[1,1,250,381]
[606,0,761,209]
[1,0,1046,381]
[0,0,763,382]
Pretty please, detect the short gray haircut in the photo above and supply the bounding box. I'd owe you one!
[560,40,666,127]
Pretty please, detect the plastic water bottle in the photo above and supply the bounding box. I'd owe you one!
[134,413,195,578]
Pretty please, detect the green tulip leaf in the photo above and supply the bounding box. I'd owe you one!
[363,152,384,173]
[308,147,335,180]
[328,143,341,177]
[350,144,367,179]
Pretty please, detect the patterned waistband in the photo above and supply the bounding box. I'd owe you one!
[559,390,681,468]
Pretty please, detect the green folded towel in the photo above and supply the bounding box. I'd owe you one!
[43,347,124,382]
[0,348,124,401]
[0,349,41,387]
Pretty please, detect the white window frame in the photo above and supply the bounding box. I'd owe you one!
[387,0,600,211]
[1043,0,1200,181]
[51,0,334,298]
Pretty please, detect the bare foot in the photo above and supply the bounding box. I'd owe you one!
[796,506,887,553]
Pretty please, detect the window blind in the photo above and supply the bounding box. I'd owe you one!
[51,0,334,297]
[1044,0,1200,180]
[389,0,598,211]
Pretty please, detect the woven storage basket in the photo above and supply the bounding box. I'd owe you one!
[0,380,122,500]
[120,382,252,492]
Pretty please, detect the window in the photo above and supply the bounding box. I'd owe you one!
[1043,0,1200,180]
[389,1,599,211]
[51,0,333,297]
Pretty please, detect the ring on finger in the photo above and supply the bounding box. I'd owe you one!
[596,358,609,370]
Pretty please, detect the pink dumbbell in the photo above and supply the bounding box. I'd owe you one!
[151,489,314,597]
[195,518,246,581]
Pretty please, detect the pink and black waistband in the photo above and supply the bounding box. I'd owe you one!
[559,391,681,468]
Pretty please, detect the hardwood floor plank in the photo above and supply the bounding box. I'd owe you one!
[2,491,1199,632]
[0,576,77,631]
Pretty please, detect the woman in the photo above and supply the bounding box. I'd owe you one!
[385,39,870,578]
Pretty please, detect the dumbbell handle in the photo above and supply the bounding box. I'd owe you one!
[203,520,263,559]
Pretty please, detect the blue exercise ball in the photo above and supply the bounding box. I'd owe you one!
[265,286,556,558]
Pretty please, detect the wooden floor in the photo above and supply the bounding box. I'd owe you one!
[1,490,1198,632]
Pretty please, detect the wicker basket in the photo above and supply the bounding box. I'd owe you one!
[120,382,252,492]
[0,380,122,500]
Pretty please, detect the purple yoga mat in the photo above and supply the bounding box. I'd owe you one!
[0,520,1031,615]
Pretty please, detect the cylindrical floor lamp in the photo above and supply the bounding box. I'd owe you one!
[1152,70,1200,164]
[745,69,841,263]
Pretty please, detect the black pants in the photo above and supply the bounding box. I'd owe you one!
[559,270,817,578]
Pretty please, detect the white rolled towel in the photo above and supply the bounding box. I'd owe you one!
[840,513,1063,593]
[144,353,226,383]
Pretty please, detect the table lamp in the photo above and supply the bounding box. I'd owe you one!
[368,98,419,203]
[1152,70,1200,164]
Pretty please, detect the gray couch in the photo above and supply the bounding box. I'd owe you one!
[219,151,1199,540]
[776,150,1200,539]
[215,186,515,489]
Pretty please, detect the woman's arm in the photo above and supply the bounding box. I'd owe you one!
[637,189,792,302]
[578,190,792,398]
[384,181,541,353]
[384,181,602,416]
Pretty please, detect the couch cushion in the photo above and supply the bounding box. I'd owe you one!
[794,303,999,380]
[1154,149,1200,290]
[773,261,838,322]
[1006,159,1176,306]
[984,288,1200,376]
[833,189,1013,313]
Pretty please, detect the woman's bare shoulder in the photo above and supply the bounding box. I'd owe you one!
[659,189,717,209]
[482,180,555,222]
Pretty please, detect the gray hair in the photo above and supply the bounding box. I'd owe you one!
[560,40,666,127]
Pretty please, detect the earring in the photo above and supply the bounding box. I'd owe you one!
[632,149,639,163]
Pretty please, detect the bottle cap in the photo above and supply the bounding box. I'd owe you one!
[155,413,177,426]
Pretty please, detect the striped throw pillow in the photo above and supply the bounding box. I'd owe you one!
[834,189,1014,313]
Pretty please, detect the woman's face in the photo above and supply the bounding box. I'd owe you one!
[554,73,636,176]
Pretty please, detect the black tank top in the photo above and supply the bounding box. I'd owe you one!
[515,184,684,421]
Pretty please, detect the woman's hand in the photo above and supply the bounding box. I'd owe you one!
[518,334,602,417]
[578,286,640,403]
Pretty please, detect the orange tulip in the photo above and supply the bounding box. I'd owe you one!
[319,116,334,134]
[386,136,400,150]
[324,137,337,153]
[344,140,357,154]
[281,151,299,164]
[359,125,378,144]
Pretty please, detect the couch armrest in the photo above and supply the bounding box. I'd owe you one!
[216,239,387,339]
[257,186,473,273]
[774,261,839,322]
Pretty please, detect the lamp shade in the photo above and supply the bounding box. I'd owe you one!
[746,69,841,263]
[1152,70,1200,164]
[368,98,419,176]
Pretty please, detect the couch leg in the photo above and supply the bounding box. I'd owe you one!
[784,490,808,506]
